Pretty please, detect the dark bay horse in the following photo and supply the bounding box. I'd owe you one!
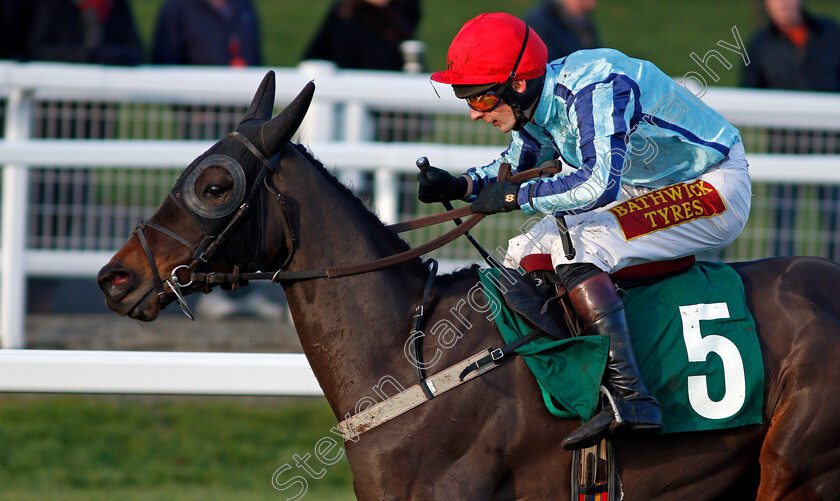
[98,72,840,500]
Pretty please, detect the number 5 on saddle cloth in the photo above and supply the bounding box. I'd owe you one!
[479,259,764,434]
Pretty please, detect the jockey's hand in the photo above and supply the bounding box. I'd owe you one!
[417,167,468,203]
[470,181,520,214]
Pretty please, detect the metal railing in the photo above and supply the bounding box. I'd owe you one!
[1,61,840,382]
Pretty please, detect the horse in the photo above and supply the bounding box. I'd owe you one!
[97,72,840,500]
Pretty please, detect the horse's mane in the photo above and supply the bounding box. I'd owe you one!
[291,143,415,256]
[287,145,492,283]
[434,264,481,289]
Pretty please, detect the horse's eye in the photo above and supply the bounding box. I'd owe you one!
[204,185,225,199]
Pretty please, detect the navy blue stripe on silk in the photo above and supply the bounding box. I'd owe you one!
[575,74,642,128]
[530,160,618,215]
[608,78,633,182]
[554,82,573,103]
[532,77,630,213]
[618,75,643,127]
[517,128,542,170]
[643,114,731,156]
[571,89,623,210]
[611,78,632,136]
[555,74,641,117]
[574,88,597,159]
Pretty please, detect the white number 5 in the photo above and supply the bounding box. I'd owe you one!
[679,303,746,419]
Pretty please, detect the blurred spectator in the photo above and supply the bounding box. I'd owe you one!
[25,0,143,65]
[741,0,840,91]
[305,0,427,143]
[152,0,285,319]
[741,0,840,258]
[523,0,600,62]
[152,0,262,66]
[304,0,421,71]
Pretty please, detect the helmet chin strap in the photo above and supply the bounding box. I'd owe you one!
[505,72,545,131]
[510,102,534,131]
[497,25,544,131]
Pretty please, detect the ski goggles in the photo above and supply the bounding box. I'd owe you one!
[466,91,504,112]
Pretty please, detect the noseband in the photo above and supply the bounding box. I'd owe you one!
[133,131,295,319]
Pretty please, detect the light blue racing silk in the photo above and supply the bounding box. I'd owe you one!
[464,48,742,216]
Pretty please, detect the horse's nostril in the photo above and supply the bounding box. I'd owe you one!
[97,265,134,301]
[111,272,130,287]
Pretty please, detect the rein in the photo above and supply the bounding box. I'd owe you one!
[191,165,559,285]
[136,134,560,317]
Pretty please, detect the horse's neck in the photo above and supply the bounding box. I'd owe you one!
[274,148,427,412]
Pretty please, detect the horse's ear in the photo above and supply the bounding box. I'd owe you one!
[260,81,315,155]
[239,71,276,125]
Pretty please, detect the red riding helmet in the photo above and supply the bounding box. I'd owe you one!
[431,13,548,87]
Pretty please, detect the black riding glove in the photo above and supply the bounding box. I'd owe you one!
[417,167,468,203]
[470,181,520,214]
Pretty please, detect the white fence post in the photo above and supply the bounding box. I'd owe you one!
[1,88,33,349]
[374,167,399,225]
[297,60,337,143]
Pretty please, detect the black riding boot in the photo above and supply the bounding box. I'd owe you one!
[561,272,662,450]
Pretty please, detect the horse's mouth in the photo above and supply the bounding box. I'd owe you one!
[106,286,162,321]
[109,282,203,321]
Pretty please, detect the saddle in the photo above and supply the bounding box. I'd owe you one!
[498,254,698,339]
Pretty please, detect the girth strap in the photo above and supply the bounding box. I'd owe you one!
[335,330,546,440]
[335,349,502,440]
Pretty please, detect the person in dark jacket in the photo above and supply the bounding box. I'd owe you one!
[25,0,143,65]
[523,0,600,63]
[152,0,262,66]
[741,0,840,91]
[741,0,840,259]
[304,0,420,71]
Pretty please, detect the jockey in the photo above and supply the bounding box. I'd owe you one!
[420,12,751,449]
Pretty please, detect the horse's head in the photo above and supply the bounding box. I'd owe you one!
[97,71,314,321]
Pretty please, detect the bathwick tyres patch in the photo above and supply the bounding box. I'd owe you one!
[608,180,727,240]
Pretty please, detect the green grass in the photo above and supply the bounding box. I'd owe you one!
[131,1,840,87]
[0,395,354,500]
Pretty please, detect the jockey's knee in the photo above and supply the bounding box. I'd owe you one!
[554,262,603,291]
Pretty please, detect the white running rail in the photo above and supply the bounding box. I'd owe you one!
[2,62,840,395]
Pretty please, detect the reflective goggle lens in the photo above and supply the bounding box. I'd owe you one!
[466,93,502,112]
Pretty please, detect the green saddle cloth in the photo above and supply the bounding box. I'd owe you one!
[479,261,764,434]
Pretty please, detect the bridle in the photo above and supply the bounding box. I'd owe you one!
[133,130,294,319]
[134,132,561,320]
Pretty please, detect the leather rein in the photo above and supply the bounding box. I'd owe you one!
[134,133,559,318]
